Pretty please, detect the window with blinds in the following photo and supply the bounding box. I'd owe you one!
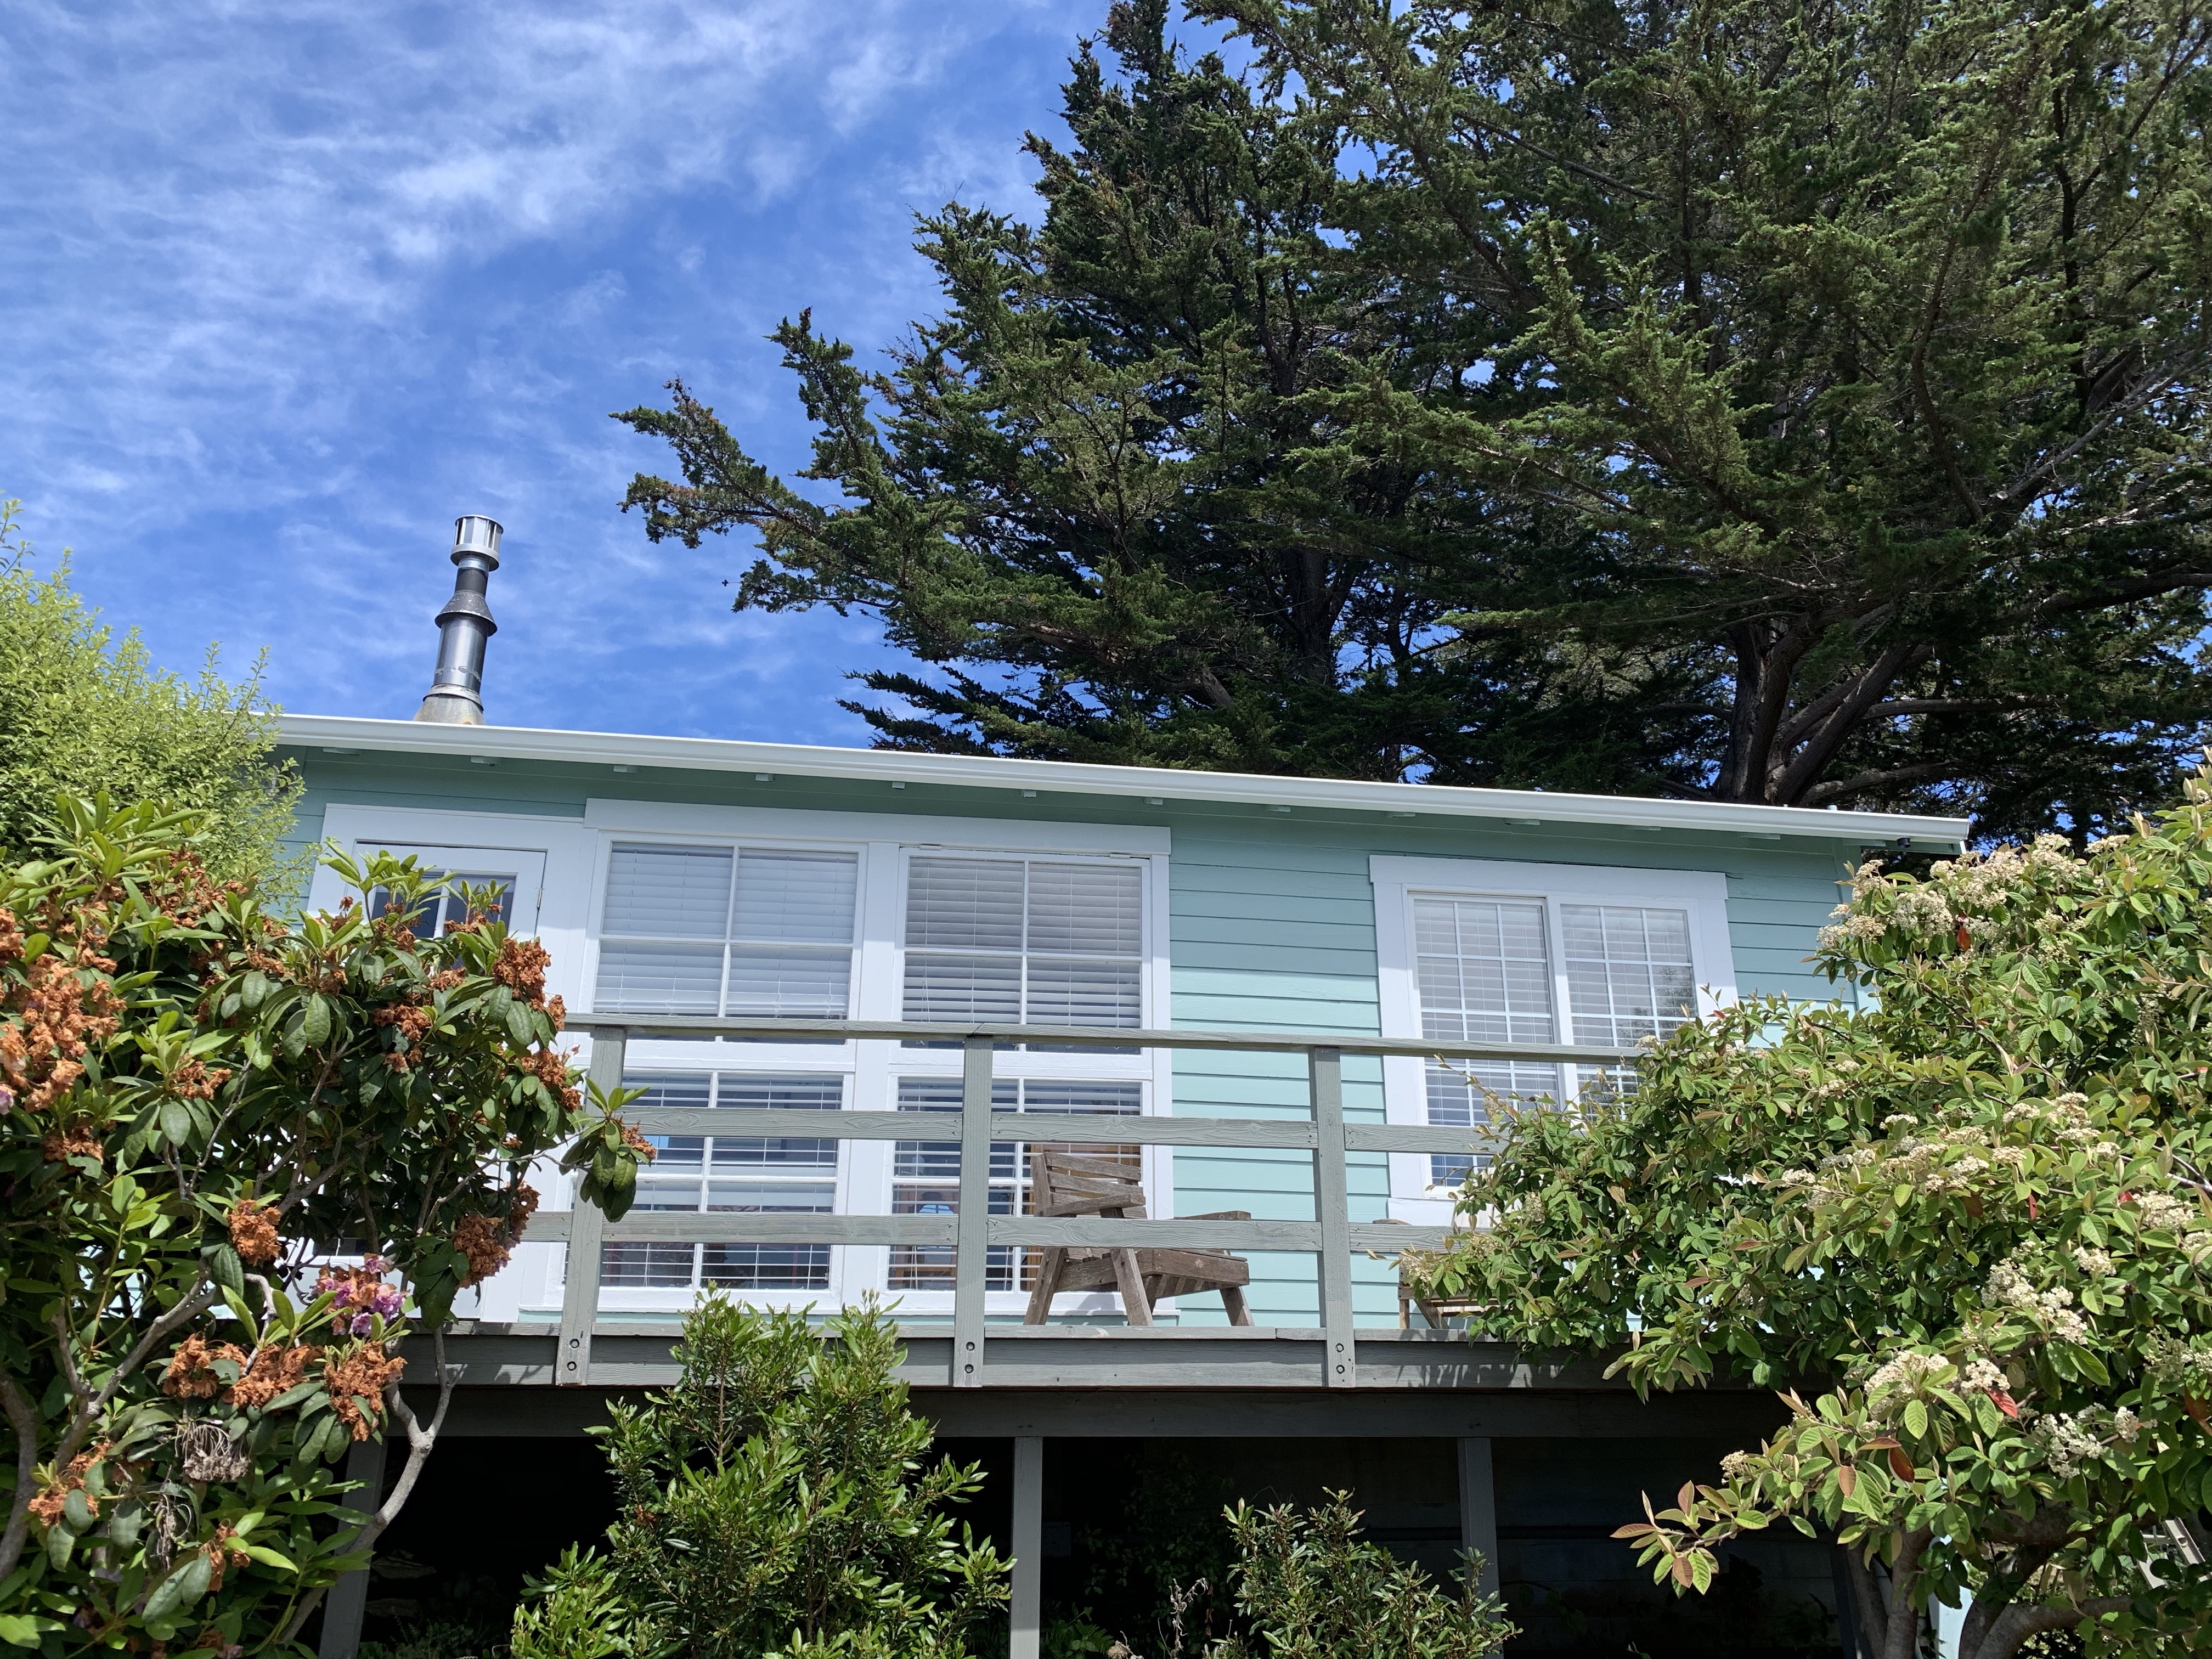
[1412,894,1697,1186]
[887,1077,1142,1291]
[598,1071,843,1291]
[594,844,857,1018]
[902,856,1143,1031]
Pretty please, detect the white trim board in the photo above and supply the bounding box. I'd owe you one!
[584,797,1169,856]
[281,713,1971,846]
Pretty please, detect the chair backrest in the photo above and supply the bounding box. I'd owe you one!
[1034,1149,1147,1218]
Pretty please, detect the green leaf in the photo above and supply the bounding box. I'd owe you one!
[299,995,332,1047]
[240,1544,297,1571]
[160,1099,192,1146]
[0,1615,60,1647]
[506,1000,535,1046]
[1904,1400,1928,1440]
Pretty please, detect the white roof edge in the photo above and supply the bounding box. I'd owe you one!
[275,713,1972,845]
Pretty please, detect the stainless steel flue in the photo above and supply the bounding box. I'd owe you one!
[413,515,503,725]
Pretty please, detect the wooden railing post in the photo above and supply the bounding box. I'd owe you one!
[953,1036,994,1388]
[556,1027,625,1387]
[1309,1046,1356,1389]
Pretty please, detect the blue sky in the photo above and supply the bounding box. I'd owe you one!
[2,0,1192,746]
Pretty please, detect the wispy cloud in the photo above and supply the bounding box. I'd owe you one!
[0,0,1100,741]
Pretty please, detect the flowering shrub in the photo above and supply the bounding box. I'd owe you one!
[1404,764,2212,1658]
[0,797,646,1656]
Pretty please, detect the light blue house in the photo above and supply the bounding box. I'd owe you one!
[292,521,1968,1659]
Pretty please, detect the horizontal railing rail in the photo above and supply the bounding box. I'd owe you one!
[531,1015,1639,1390]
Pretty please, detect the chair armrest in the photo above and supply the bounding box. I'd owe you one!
[1181,1210,1253,1222]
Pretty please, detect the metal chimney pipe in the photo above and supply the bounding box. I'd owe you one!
[414,515,503,725]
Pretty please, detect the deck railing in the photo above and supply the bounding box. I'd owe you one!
[522,1017,1638,1391]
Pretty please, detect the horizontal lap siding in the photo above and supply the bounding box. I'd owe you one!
[288,748,1868,1328]
[1167,825,1859,1325]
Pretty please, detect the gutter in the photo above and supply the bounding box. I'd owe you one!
[275,713,1972,848]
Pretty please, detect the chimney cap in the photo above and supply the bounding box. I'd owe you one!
[452,515,503,566]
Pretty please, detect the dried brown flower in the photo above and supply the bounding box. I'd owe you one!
[27,1447,106,1527]
[202,1523,251,1592]
[493,938,552,1004]
[323,1346,407,1440]
[619,1122,656,1161]
[227,1200,281,1268]
[226,1342,318,1410]
[521,1045,580,1111]
[42,1121,103,1164]
[161,1335,248,1401]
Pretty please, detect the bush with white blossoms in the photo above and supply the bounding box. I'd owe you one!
[1404,761,2212,1658]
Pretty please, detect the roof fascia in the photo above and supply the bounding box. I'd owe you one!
[276,713,1972,847]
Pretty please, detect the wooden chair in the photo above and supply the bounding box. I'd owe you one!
[1021,1149,1254,1327]
[1370,1217,1489,1329]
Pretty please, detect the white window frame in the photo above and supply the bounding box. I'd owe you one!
[1370,855,1736,1222]
[580,799,1175,1318]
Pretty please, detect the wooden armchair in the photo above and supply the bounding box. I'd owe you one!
[1021,1149,1254,1327]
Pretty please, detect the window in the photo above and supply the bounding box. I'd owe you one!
[902,856,1143,1029]
[595,844,857,1017]
[1373,857,1732,1200]
[368,870,515,936]
[887,1077,1142,1290]
[600,1071,844,1292]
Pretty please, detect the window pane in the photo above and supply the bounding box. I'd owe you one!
[599,1243,695,1287]
[907,858,1025,950]
[603,845,732,939]
[1025,957,1142,1026]
[725,946,851,1018]
[903,953,1021,1022]
[1560,904,1696,1046]
[735,850,856,944]
[622,1074,709,1114]
[706,1180,835,1213]
[716,1076,843,1110]
[1412,897,1554,1045]
[1025,862,1141,955]
[594,941,723,1013]
[444,874,516,929]
[701,1244,829,1290]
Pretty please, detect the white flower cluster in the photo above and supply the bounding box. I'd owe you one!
[1961,1356,2007,1392]
[1866,1350,1951,1412]
[2130,1190,2204,1235]
[1987,1261,2090,1344]
[2113,1408,2142,1446]
[2073,1245,2114,1276]
[2146,1335,2212,1394]
[1719,1450,1758,1483]
[2031,1411,2108,1480]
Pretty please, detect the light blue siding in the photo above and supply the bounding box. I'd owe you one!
[284,742,1866,1329]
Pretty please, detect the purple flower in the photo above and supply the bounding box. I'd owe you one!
[349,1312,374,1337]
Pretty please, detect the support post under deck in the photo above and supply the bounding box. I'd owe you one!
[1011,1436,1043,1659]
[317,1434,388,1659]
[1458,1437,1499,1602]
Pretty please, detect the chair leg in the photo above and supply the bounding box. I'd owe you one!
[1221,1285,1252,1328]
[1111,1249,1153,1327]
[1024,1249,1066,1325]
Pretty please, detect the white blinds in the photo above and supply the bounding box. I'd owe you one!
[595,844,856,1017]
[902,856,1142,1028]
[1561,904,1695,1045]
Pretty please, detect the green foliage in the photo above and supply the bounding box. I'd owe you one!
[622,0,2212,837]
[509,1550,636,1659]
[510,1295,1008,1659]
[1407,763,2212,1656]
[0,799,645,1657]
[1209,1494,1511,1659]
[0,503,301,883]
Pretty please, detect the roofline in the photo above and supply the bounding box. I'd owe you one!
[276,714,1973,847]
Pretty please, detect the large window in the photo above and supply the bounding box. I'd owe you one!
[887,1077,1142,1291]
[599,1071,844,1292]
[570,827,1164,1312]
[1374,857,1732,1200]
[594,844,857,1017]
[902,856,1143,1028]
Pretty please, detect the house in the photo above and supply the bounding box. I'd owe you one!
[291,521,1970,1658]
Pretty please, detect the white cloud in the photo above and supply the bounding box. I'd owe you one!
[0,0,1099,742]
